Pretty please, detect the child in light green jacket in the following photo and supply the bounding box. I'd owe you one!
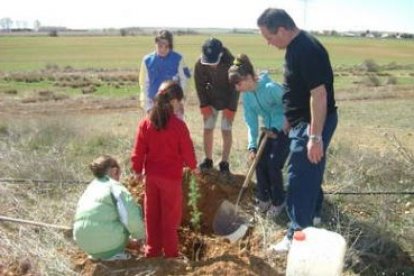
[73,155,145,261]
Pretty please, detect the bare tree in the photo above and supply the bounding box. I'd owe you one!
[34,20,41,32]
[0,17,13,32]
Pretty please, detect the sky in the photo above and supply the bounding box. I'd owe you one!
[1,0,414,33]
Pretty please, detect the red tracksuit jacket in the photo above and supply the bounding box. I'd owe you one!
[131,115,197,178]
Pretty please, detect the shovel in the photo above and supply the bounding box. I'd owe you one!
[0,215,72,230]
[212,133,268,242]
[0,215,73,237]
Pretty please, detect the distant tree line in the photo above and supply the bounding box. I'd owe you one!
[1,17,413,39]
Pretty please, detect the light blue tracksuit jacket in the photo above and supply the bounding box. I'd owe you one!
[242,72,285,150]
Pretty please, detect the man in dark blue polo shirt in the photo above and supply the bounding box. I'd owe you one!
[257,8,338,252]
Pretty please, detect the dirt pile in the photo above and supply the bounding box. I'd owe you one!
[71,169,286,275]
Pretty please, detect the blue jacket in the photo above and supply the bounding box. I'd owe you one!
[242,72,285,150]
[139,50,189,111]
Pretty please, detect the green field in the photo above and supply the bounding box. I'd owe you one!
[1,34,413,98]
[1,34,413,70]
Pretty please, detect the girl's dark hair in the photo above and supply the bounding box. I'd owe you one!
[257,8,297,33]
[155,30,174,49]
[228,54,255,85]
[150,81,184,130]
[221,47,235,66]
[89,155,120,178]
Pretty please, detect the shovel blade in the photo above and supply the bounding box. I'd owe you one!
[212,200,250,243]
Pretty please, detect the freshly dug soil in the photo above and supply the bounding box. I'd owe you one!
[70,169,286,275]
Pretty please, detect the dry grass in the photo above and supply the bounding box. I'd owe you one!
[0,183,82,275]
[0,91,413,274]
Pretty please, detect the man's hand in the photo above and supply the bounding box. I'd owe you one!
[247,151,256,166]
[191,168,201,177]
[127,238,145,253]
[307,138,324,164]
[134,173,144,183]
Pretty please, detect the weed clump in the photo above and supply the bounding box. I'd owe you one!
[361,59,380,72]
[363,73,381,86]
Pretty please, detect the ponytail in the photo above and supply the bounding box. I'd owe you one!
[89,155,119,178]
[149,81,184,130]
[228,54,255,85]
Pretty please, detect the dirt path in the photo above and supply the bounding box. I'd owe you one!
[2,84,412,118]
[0,96,140,116]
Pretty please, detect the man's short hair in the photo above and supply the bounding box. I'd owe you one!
[257,8,297,33]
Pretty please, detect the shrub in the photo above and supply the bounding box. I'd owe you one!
[81,86,97,94]
[45,64,59,71]
[361,73,381,87]
[361,59,379,72]
[386,75,398,85]
[3,89,17,95]
[0,124,8,136]
[49,30,58,37]
[120,29,128,36]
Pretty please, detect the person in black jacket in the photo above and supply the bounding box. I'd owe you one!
[194,38,239,179]
[257,8,338,253]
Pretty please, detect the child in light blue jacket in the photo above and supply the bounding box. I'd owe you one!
[229,54,290,217]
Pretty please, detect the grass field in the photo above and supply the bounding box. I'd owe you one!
[0,34,413,275]
[0,35,413,79]
[1,35,414,70]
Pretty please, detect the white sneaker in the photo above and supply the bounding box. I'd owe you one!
[88,255,98,261]
[268,236,292,253]
[256,199,271,213]
[313,216,321,226]
[104,252,131,261]
[267,202,286,218]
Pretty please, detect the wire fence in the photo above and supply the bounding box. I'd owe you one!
[1,178,413,195]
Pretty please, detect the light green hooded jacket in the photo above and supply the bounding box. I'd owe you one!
[73,176,145,259]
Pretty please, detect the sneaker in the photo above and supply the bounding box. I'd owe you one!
[313,216,321,226]
[218,161,230,174]
[199,158,213,172]
[104,252,131,261]
[256,199,271,213]
[88,255,98,261]
[267,202,286,218]
[268,236,291,253]
[173,254,190,264]
[218,161,233,183]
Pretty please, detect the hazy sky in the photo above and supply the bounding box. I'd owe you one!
[2,0,413,33]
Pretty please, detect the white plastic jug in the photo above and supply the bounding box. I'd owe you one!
[286,227,347,276]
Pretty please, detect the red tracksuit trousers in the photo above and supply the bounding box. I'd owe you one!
[144,175,182,258]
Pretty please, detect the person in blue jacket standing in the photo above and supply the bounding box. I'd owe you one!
[139,30,191,119]
[229,54,290,217]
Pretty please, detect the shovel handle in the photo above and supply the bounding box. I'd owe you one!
[241,133,268,190]
[0,215,72,231]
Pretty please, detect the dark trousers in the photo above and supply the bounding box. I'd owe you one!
[256,130,290,206]
[286,111,338,239]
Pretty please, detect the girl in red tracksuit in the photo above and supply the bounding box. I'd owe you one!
[131,80,198,258]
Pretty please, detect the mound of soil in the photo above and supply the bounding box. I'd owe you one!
[71,169,286,275]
